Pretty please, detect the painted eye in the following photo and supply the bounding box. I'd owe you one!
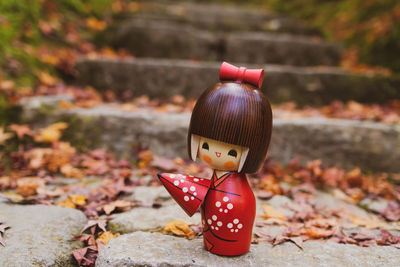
[202,142,209,150]
[228,149,237,158]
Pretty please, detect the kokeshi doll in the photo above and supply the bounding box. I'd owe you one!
[158,62,272,256]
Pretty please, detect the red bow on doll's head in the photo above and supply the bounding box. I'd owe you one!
[219,62,264,89]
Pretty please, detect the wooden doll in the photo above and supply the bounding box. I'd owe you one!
[158,62,272,256]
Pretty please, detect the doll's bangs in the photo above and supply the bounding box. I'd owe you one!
[188,82,272,173]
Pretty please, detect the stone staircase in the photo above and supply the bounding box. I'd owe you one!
[8,2,400,266]
[20,0,400,172]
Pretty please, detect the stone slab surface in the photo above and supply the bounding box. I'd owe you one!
[109,19,339,66]
[120,1,319,35]
[19,96,400,172]
[131,186,172,205]
[108,204,201,233]
[75,58,400,105]
[96,231,399,267]
[0,203,87,267]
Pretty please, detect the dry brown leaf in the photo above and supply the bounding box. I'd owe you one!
[259,174,283,195]
[262,204,286,221]
[16,177,45,197]
[303,226,335,239]
[163,220,195,239]
[138,150,153,168]
[60,164,84,178]
[102,200,131,215]
[9,124,32,139]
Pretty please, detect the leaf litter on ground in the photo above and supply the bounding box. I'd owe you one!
[0,121,399,266]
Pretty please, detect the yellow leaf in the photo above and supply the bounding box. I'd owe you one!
[163,220,195,239]
[34,122,68,143]
[3,192,24,201]
[41,54,59,65]
[69,195,87,206]
[59,100,74,109]
[262,204,286,220]
[49,122,69,131]
[38,71,58,86]
[58,198,76,209]
[138,150,153,168]
[97,231,120,245]
[349,216,400,230]
[60,164,84,178]
[87,17,106,31]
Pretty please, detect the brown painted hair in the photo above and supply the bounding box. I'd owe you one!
[188,82,272,173]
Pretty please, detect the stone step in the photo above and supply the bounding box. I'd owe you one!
[0,202,86,267]
[119,1,321,35]
[75,58,400,106]
[96,231,399,267]
[19,95,400,173]
[108,18,340,66]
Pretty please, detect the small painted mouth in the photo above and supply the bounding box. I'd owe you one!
[215,152,221,158]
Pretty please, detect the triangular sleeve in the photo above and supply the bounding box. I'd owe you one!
[157,173,211,217]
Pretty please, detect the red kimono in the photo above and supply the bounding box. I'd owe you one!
[158,171,256,256]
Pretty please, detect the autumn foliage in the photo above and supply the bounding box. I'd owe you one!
[264,0,400,73]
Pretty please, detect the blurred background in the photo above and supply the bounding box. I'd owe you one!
[2,0,400,169]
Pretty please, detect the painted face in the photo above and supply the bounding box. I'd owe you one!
[198,137,244,171]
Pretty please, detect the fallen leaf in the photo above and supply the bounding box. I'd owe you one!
[16,177,45,197]
[0,128,13,145]
[378,229,400,246]
[163,220,195,239]
[38,71,58,86]
[34,122,68,143]
[303,226,336,239]
[97,231,120,245]
[72,246,97,266]
[59,100,74,109]
[70,195,88,206]
[86,17,106,31]
[0,222,11,246]
[9,124,32,139]
[2,192,24,202]
[0,80,15,91]
[262,204,286,220]
[349,216,398,230]
[81,219,107,234]
[59,195,87,209]
[137,150,153,168]
[102,200,131,215]
[273,235,303,249]
[60,164,84,178]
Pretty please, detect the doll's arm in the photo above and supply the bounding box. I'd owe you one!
[157,173,211,216]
